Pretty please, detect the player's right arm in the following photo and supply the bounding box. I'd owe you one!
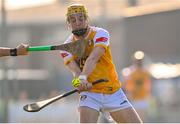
[60,50,81,77]
[66,60,81,78]
[60,36,81,78]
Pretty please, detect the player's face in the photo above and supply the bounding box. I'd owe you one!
[68,13,88,31]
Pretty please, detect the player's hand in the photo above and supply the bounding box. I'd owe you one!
[72,78,92,92]
[16,43,29,55]
[77,79,92,92]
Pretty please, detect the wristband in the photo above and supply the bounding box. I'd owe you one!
[10,48,17,56]
[72,78,81,87]
[78,75,87,80]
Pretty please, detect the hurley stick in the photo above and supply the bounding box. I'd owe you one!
[23,79,108,112]
[28,40,89,58]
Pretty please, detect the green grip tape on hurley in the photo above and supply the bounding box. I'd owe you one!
[28,46,52,51]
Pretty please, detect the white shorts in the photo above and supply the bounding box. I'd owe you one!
[79,88,132,113]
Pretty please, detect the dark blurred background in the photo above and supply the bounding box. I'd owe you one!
[0,0,180,122]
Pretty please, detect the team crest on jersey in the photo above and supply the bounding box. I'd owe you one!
[80,95,87,101]
[95,37,108,43]
[88,40,93,45]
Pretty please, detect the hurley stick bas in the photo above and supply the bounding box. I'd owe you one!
[28,40,89,58]
[23,79,108,112]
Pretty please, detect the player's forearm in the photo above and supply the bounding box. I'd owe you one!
[0,47,11,57]
[81,57,97,76]
[81,47,105,77]
[66,61,81,78]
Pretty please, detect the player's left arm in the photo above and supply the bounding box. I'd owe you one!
[77,28,109,91]
[76,46,105,91]
[81,46,105,76]
[81,28,109,77]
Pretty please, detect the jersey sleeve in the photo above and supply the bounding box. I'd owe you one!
[93,28,110,50]
[59,35,74,65]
